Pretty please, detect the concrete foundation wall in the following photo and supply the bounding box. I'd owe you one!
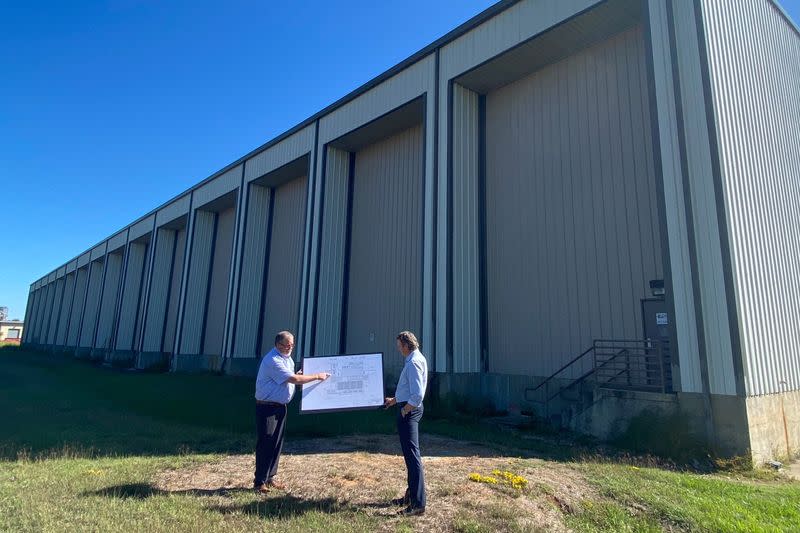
[224,356,261,377]
[746,390,800,464]
[173,353,222,373]
[136,351,168,370]
[434,371,756,459]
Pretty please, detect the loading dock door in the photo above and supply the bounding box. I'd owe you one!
[345,124,424,379]
[260,175,308,352]
[484,27,663,377]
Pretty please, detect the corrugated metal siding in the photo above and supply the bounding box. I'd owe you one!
[116,242,147,351]
[21,289,34,343]
[32,288,47,342]
[437,0,605,371]
[193,166,241,207]
[95,252,123,350]
[671,1,737,395]
[346,125,424,379]
[314,147,351,354]
[245,126,315,182]
[232,184,272,357]
[108,232,127,251]
[700,0,800,396]
[179,211,216,354]
[307,55,436,362]
[261,175,308,349]
[440,0,601,81]
[67,268,89,346]
[90,244,106,262]
[451,84,482,373]
[163,228,186,354]
[142,229,178,352]
[645,0,704,393]
[129,215,155,241]
[40,283,56,345]
[484,27,663,377]
[203,206,236,356]
[156,195,190,227]
[79,260,105,347]
[32,284,48,344]
[319,56,435,144]
[56,273,76,345]
[46,278,66,345]
[33,288,47,343]
[33,286,49,343]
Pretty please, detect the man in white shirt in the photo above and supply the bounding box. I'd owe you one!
[254,331,330,493]
[384,330,428,516]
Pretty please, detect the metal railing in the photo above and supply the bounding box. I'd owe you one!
[593,339,670,393]
[525,339,672,409]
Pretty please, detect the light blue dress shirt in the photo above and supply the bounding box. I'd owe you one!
[395,349,428,407]
[255,347,296,404]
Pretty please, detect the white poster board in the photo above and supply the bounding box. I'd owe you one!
[300,353,384,413]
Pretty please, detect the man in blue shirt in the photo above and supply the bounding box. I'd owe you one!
[254,331,330,493]
[384,330,428,516]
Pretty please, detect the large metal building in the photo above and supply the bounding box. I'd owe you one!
[22,0,800,463]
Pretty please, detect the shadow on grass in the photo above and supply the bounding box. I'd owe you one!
[88,483,254,499]
[88,483,348,518]
[207,496,350,519]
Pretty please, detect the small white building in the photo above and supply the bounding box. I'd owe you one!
[0,320,24,344]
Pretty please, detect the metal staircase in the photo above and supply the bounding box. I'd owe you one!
[525,339,672,422]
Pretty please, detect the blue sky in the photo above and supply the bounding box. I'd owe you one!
[1,1,799,320]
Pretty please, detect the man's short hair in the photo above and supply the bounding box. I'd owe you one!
[275,331,294,346]
[396,331,419,351]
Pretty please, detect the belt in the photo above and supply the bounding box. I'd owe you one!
[256,400,285,407]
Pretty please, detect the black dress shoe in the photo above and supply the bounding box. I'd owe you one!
[391,491,411,506]
[398,506,425,516]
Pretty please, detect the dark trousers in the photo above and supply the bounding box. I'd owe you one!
[397,403,426,509]
[254,402,287,486]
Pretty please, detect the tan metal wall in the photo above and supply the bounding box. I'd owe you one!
[162,228,186,354]
[179,211,216,355]
[699,0,800,396]
[231,184,272,357]
[645,0,704,394]
[56,273,76,346]
[670,1,738,395]
[67,268,89,347]
[95,252,124,350]
[451,84,482,373]
[314,147,352,354]
[46,278,66,345]
[260,175,308,351]
[345,125,424,378]
[142,229,179,352]
[41,281,58,345]
[79,260,105,348]
[32,284,47,344]
[203,206,236,356]
[115,241,148,351]
[484,26,663,377]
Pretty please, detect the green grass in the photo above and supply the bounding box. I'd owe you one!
[0,456,379,532]
[568,463,800,532]
[0,348,397,460]
[2,347,799,532]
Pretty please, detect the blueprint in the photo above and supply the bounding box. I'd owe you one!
[300,353,384,413]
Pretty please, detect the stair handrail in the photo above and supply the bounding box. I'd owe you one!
[526,345,594,402]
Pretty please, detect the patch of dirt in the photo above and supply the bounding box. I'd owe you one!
[154,434,596,532]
